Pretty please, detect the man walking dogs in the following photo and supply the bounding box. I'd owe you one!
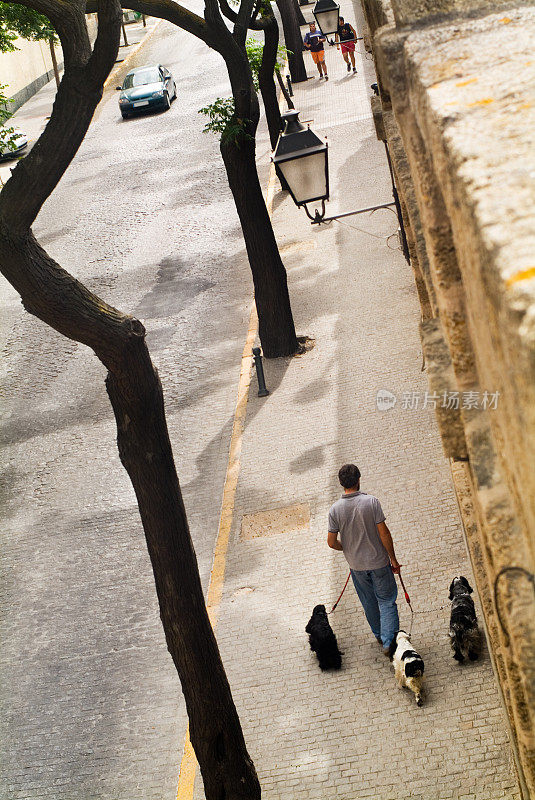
[328,464,401,653]
[303,22,328,80]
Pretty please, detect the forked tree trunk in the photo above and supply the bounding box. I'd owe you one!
[0,2,261,797]
[276,0,307,83]
[221,134,299,357]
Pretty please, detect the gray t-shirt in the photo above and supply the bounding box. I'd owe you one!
[328,491,389,571]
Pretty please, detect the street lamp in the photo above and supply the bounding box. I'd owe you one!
[273,108,398,227]
[312,0,340,36]
[272,110,329,221]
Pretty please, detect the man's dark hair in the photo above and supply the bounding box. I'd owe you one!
[338,464,361,489]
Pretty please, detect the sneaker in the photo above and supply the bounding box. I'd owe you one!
[353,67,357,73]
[318,75,323,80]
[325,75,329,81]
[347,62,351,72]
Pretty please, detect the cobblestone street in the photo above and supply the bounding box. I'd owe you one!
[0,1,523,799]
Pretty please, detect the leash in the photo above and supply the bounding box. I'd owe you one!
[397,569,414,635]
[328,572,351,614]
[328,569,415,636]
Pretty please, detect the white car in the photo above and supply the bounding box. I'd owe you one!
[0,127,28,161]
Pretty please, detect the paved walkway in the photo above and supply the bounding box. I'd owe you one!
[0,3,522,799]
[190,3,522,799]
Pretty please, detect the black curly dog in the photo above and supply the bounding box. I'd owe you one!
[305,604,343,670]
[449,576,481,663]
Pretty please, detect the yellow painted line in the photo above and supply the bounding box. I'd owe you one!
[175,69,287,798]
[455,77,478,87]
[506,266,535,287]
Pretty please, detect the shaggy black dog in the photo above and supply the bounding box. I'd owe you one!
[449,576,481,663]
[305,604,342,670]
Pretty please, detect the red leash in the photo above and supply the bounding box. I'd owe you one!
[397,570,413,611]
[329,569,414,625]
[397,569,415,635]
[328,572,351,613]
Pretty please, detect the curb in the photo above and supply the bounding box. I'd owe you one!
[103,19,163,89]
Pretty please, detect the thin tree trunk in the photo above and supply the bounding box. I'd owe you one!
[258,13,282,149]
[221,135,299,357]
[0,2,261,797]
[294,0,307,27]
[276,0,307,83]
[49,37,60,88]
[258,14,291,191]
[121,20,129,45]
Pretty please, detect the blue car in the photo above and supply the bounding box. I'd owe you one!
[117,64,177,119]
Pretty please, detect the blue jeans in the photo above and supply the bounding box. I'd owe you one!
[350,564,399,648]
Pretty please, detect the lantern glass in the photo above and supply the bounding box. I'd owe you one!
[277,150,327,205]
[312,0,339,34]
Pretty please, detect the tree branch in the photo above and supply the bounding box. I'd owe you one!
[234,0,255,46]
[0,0,122,233]
[85,0,216,47]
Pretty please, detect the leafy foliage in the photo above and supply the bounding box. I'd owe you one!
[199,38,288,144]
[198,97,253,146]
[0,83,18,155]
[245,37,289,88]
[0,2,57,53]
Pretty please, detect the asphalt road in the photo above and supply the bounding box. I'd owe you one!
[0,19,260,800]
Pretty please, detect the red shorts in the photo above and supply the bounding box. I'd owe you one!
[341,41,355,54]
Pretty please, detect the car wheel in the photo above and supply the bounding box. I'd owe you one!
[121,112,129,119]
[163,91,171,110]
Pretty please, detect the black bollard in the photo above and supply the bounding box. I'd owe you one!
[252,347,270,397]
[286,75,294,98]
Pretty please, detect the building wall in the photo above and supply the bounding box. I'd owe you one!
[360,0,535,797]
[0,37,63,113]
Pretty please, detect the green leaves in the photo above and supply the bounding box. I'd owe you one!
[199,36,288,146]
[0,83,18,155]
[198,97,253,146]
[0,2,57,53]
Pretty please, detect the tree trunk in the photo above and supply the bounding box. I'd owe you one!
[276,0,307,83]
[258,18,292,191]
[221,134,299,357]
[294,0,307,27]
[104,333,261,800]
[258,13,281,149]
[0,2,261,798]
[49,37,60,89]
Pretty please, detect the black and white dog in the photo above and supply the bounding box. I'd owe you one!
[387,630,425,706]
[448,576,481,663]
[305,604,342,671]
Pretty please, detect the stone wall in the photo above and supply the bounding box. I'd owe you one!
[360,0,535,796]
[0,37,63,113]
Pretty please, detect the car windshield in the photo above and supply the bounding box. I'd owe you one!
[123,68,161,89]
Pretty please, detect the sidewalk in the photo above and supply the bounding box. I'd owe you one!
[190,2,522,799]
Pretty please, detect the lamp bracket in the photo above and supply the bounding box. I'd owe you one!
[306,200,395,225]
[302,200,326,222]
[327,37,363,45]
